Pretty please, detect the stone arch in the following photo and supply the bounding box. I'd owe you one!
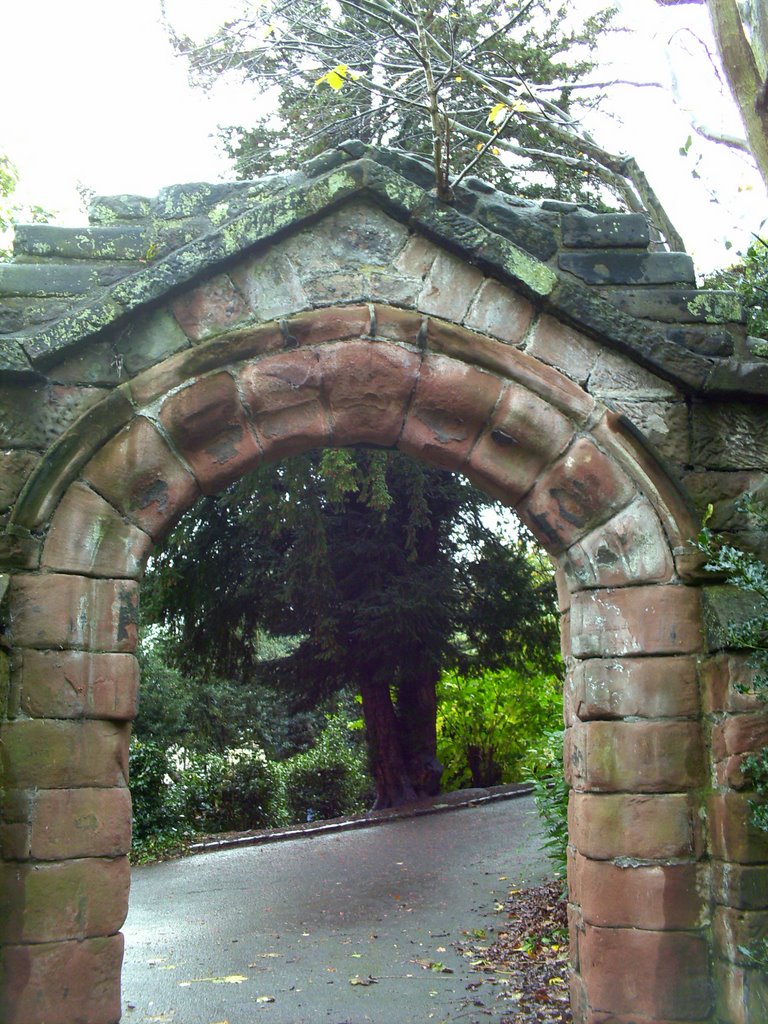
[3,305,712,1023]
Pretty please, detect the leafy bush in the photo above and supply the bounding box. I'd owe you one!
[177,746,287,834]
[705,237,768,341]
[436,667,562,790]
[521,730,570,878]
[129,738,191,862]
[281,714,373,822]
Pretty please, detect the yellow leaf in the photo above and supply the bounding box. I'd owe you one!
[455,75,463,82]
[510,99,528,113]
[487,102,508,127]
[315,64,361,90]
[549,976,565,985]
[476,143,484,151]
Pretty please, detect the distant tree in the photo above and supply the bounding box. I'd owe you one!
[0,155,51,261]
[165,0,686,248]
[144,448,560,808]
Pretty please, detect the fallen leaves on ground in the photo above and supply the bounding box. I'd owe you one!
[455,880,571,1023]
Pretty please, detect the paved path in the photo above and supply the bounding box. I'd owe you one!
[122,794,550,1024]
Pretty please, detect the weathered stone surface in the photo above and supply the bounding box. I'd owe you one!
[319,341,420,446]
[570,854,704,929]
[520,438,637,553]
[571,656,700,720]
[308,199,410,267]
[239,349,330,459]
[715,906,768,966]
[400,353,503,469]
[82,416,200,540]
[713,862,768,910]
[580,925,711,1019]
[394,234,439,281]
[42,481,152,578]
[18,649,138,720]
[0,934,124,1024]
[230,250,309,321]
[562,211,650,249]
[0,382,109,450]
[9,574,138,652]
[588,348,680,399]
[560,250,696,286]
[708,791,768,863]
[466,379,573,504]
[563,496,675,590]
[607,398,691,464]
[601,287,743,323]
[712,713,768,759]
[23,788,132,861]
[171,272,252,342]
[158,371,263,493]
[569,719,703,792]
[714,960,768,1024]
[281,304,371,347]
[569,792,700,860]
[692,400,768,470]
[0,449,40,512]
[13,224,149,261]
[115,306,191,375]
[463,278,535,345]
[416,249,484,321]
[524,314,601,385]
[701,653,765,714]
[0,855,129,944]
[0,262,126,297]
[474,199,558,261]
[702,584,768,651]
[570,584,703,658]
[0,719,130,789]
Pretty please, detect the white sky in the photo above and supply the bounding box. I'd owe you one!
[1,0,765,273]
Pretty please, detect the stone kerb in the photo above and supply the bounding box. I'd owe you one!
[0,287,715,1024]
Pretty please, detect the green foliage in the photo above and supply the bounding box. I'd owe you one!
[521,730,569,877]
[0,154,52,261]
[742,747,768,834]
[280,713,374,822]
[698,496,768,698]
[704,238,768,340]
[129,739,192,862]
[436,667,562,789]
[172,0,619,208]
[177,745,288,834]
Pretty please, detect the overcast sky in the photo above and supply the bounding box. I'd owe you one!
[1,0,765,273]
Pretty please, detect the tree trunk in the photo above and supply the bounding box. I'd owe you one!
[359,676,418,809]
[706,0,768,190]
[397,662,443,798]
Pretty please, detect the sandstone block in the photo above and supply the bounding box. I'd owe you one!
[18,649,138,720]
[519,438,637,553]
[230,250,308,321]
[0,856,130,943]
[10,574,138,652]
[116,307,191,375]
[714,960,768,1024]
[280,305,371,347]
[569,719,703,792]
[713,862,768,910]
[0,719,129,789]
[692,400,768,471]
[714,906,768,965]
[319,341,420,446]
[28,788,132,860]
[372,304,423,343]
[0,934,124,1024]
[712,713,768,758]
[239,349,331,459]
[524,314,600,385]
[700,653,765,714]
[569,792,699,860]
[570,584,703,659]
[171,272,251,341]
[42,481,152,579]
[463,279,534,344]
[0,449,40,513]
[708,792,768,863]
[563,496,674,590]
[82,415,200,540]
[158,371,263,493]
[416,249,484,320]
[394,234,439,280]
[571,656,700,720]
[571,854,705,930]
[466,379,573,504]
[607,398,691,466]
[580,925,711,1019]
[399,353,503,469]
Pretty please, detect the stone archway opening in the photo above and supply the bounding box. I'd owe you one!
[2,307,711,1024]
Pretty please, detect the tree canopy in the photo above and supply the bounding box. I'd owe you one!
[165,0,685,248]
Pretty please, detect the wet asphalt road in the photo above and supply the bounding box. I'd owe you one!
[122,794,550,1024]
